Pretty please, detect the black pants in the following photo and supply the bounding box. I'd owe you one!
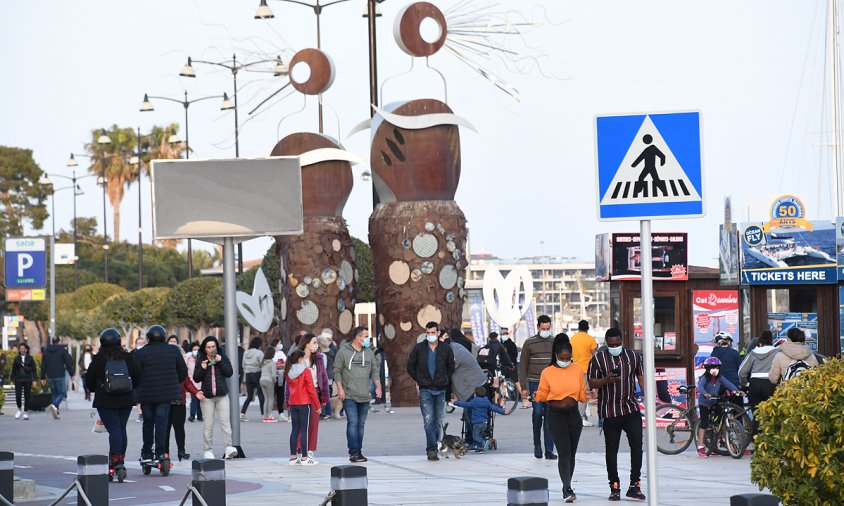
[165,403,187,454]
[602,411,643,485]
[241,372,264,414]
[748,378,776,432]
[98,407,132,455]
[141,403,172,457]
[15,381,32,410]
[546,407,583,490]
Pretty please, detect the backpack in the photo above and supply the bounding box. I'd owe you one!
[782,359,810,381]
[104,359,133,393]
[477,345,495,369]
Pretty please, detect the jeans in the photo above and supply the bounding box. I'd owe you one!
[200,396,232,453]
[343,399,370,455]
[529,381,554,453]
[14,381,32,411]
[419,389,446,452]
[471,422,488,449]
[189,395,203,420]
[141,403,172,457]
[47,376,67,409]
[602,411,643,484]
[241,372,264,414]
[165,403,187,454]
[289,405,311,456]
[547,407,583,490]
[98,407,132,455]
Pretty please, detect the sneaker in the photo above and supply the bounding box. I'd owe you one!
[240,413,248,422]
[608,482,621,501]
[224,446,238,459]
[355,452,368,462]
[300,456,318,466]
[696,446,708,458]
[263,417,278,423]
[545,452,558,460]
[203,451,215,459]
[533,447,543,459]
[22,412,29,420]
[626,482,646,500]
[473,447,484,453]
[278,413,289,423]
[427,451,439,461]
[564,487,577,503]
[188,416,195,422]
[289,456,300,466]
[49,404,59,419]
[582,417,594,427]
[349,453,361,463]
[14,410,21,419]
[307,451,316,460]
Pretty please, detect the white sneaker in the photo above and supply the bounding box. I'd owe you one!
[224,446,238,459]
[447,401,457,409]
[278,413,289,422]
[582,418,594,427]
[49,404,59,419]
[14,410,21,419]
[300,456,318,466]
[240,413,248,422]
[203,451,215,459]
[23,412,29,420]
[288,456,301,466]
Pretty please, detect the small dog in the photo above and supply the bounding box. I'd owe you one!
[437,423,467,459]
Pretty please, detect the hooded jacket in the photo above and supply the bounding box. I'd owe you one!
[738,345,779,383]
[769,341,819,384]
[450,341,487,402]
[242,348,264,374]
[285,351,329,405]
[287,364,320,408]
[333,341,379,403]
[41,344,75,379]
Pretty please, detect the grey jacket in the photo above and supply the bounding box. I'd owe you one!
[768,341,819,384]
[242,348,264,374]
[738,345,778,383]
[450,342,487,402]
[333,341,379,403]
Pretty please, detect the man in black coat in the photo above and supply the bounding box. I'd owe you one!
[41,336,75,419]
[407,321,455,461]
[133,325,188,462]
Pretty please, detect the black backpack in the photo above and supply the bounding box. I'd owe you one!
[782,359,810,381]
[477,345,495,369]
[104,359,133,393]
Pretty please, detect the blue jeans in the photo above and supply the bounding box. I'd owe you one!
[529,381,555,453]
[141,403,172,457]
[98,407,132,455]
[471,422,488,449]
[289,405,311,456]
[190,395,203,420]
[343,399,370,455]
[47,377,67,409]
[419,389,446,452]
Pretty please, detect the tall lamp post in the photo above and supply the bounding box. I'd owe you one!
[140,92,230,279]
[179,54,283,273]
[65,155,99,290]
[94,130,112,283]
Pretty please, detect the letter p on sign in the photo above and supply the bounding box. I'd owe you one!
[17,254,33,277]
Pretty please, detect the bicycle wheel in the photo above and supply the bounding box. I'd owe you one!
[725,419,745,459]
[654,403,696,455]
[722,403,753,450]
[499,379,519,413]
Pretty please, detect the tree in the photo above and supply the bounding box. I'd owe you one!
[0,146,50,238]
[351,237,374,302]
[97,287,171,338]
[162,277,224,337]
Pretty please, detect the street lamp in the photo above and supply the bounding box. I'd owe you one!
[96,130,112,283]
[140,92,230,279]
[64,155,98,290]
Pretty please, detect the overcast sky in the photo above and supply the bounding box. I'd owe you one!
[0,1,836,267]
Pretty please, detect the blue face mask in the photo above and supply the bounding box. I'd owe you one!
[362,337,371,348]
[426,335,438,343]
[608,345,623,357]
[556,360,572,368]
[539,330,552,338]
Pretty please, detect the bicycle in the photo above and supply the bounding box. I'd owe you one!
[653,385,747,458]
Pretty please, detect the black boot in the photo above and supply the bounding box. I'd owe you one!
[178,451,190,461]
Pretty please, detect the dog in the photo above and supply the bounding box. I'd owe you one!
[437,423,467,459]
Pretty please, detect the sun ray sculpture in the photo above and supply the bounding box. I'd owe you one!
[270,47,364,342]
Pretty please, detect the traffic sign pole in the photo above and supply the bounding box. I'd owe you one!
[640,219,658,506]
[49,234,56,339]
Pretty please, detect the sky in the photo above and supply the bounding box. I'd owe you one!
[0,1,838,268]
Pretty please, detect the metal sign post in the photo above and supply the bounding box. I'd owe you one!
[223,237,243,457]
[639,220,658,506]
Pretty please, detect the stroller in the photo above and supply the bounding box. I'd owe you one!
[459,376,499,451]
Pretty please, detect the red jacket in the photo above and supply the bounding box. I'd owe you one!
[180,377,200,404]
[287,367,320,408]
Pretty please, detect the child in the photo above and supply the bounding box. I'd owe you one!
[285,350,320,465]
[454,386,509,451]
[696,356,742,458]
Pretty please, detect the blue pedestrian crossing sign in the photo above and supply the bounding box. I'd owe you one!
[595,111,704,221]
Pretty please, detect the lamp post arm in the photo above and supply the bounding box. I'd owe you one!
[322,0,354,8]
[186,94,224,106]
[146,95,186,107]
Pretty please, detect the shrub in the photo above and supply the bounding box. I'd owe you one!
[751,357,844,505]
[0,349,48,394]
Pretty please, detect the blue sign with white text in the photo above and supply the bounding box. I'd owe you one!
[4,238,47,289]
[595,111,704,221]
[739,221,836,285]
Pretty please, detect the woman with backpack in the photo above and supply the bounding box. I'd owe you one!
[12,342,39,420]
[85,328,141,482]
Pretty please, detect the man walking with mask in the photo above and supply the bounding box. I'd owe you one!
[588,328,646,501]
[334,326,381,463]
[519,315,557,460]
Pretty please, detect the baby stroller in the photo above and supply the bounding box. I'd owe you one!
[459,377,499,451]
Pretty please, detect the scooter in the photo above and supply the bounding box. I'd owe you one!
[140,453,172,476]
[109,454,126,483]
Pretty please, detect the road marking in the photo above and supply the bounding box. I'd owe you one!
[14,465,32,469]
[63,472,77,475]
[15,452,76,461]
[158,485,176,492]
[111,497,137,501]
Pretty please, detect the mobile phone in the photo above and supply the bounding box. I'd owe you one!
[611,367,621,376]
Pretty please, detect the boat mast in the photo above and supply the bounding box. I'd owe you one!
[830,0,843,216]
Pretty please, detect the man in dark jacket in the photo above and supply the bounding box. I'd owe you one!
[41,336,75,420]
[407,321,455,461]
[133,325,188,463]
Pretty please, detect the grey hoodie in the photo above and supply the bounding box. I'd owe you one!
[768,341,819,384]
[242,348,264,374]
[738,345,778,383]
[333,341,379,403]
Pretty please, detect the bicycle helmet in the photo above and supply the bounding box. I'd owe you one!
[99,327,122,347]
[703,357,722,368]
[145,325,168,342]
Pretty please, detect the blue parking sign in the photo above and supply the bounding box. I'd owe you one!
[4,238,47,289]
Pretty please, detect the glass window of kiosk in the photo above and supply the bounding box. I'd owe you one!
[631,295,680,354]
[766,287,819,351]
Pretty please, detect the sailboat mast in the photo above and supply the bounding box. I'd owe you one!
[830,0,842,216]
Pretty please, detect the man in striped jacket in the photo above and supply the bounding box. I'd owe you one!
[518,315,557,460]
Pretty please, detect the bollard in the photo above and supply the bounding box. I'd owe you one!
[507,476,548,506]
[192,459,226,506]
[0,452,13,504]
[77,455,108,506]
[730,493,780,506]
[330,465,367,506]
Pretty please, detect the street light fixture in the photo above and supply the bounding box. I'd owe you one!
[61,156,98,290]
[95,129,112,283]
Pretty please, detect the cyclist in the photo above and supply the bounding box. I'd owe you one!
[477,332,513,405]
[696,357,742,458]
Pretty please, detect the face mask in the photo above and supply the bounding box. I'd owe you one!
[556,360,572,368]
[608,345,623,357]
[710,369,720,377]
[362,337,371,348]
[426,335,438,343]
[539,330,552,339]
[501,334,510,341]
[192,350,198,357]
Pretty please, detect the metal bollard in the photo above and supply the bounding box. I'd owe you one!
[730,493,780,506]
[77,455,108,506]
[330,465,367,506]
[507,476,548,506]
[192,459,226,506]
[0,452,13,504]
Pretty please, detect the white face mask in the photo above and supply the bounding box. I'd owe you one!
[608,345,623,357]
[710,369,720,377]
[539,330,552,339]
[501,334,510,341]
[556,360,572,368]
[426,335,438,343]
[192,350,198,357]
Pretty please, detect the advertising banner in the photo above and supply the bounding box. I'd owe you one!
[768,312,819,351]
[692,290,739,346]
[839,286,844,355]
[719,223,739,285]
[468,302,485,346]
[837,217,844,280]
[610,232,688,281]
[655,368,689,405]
